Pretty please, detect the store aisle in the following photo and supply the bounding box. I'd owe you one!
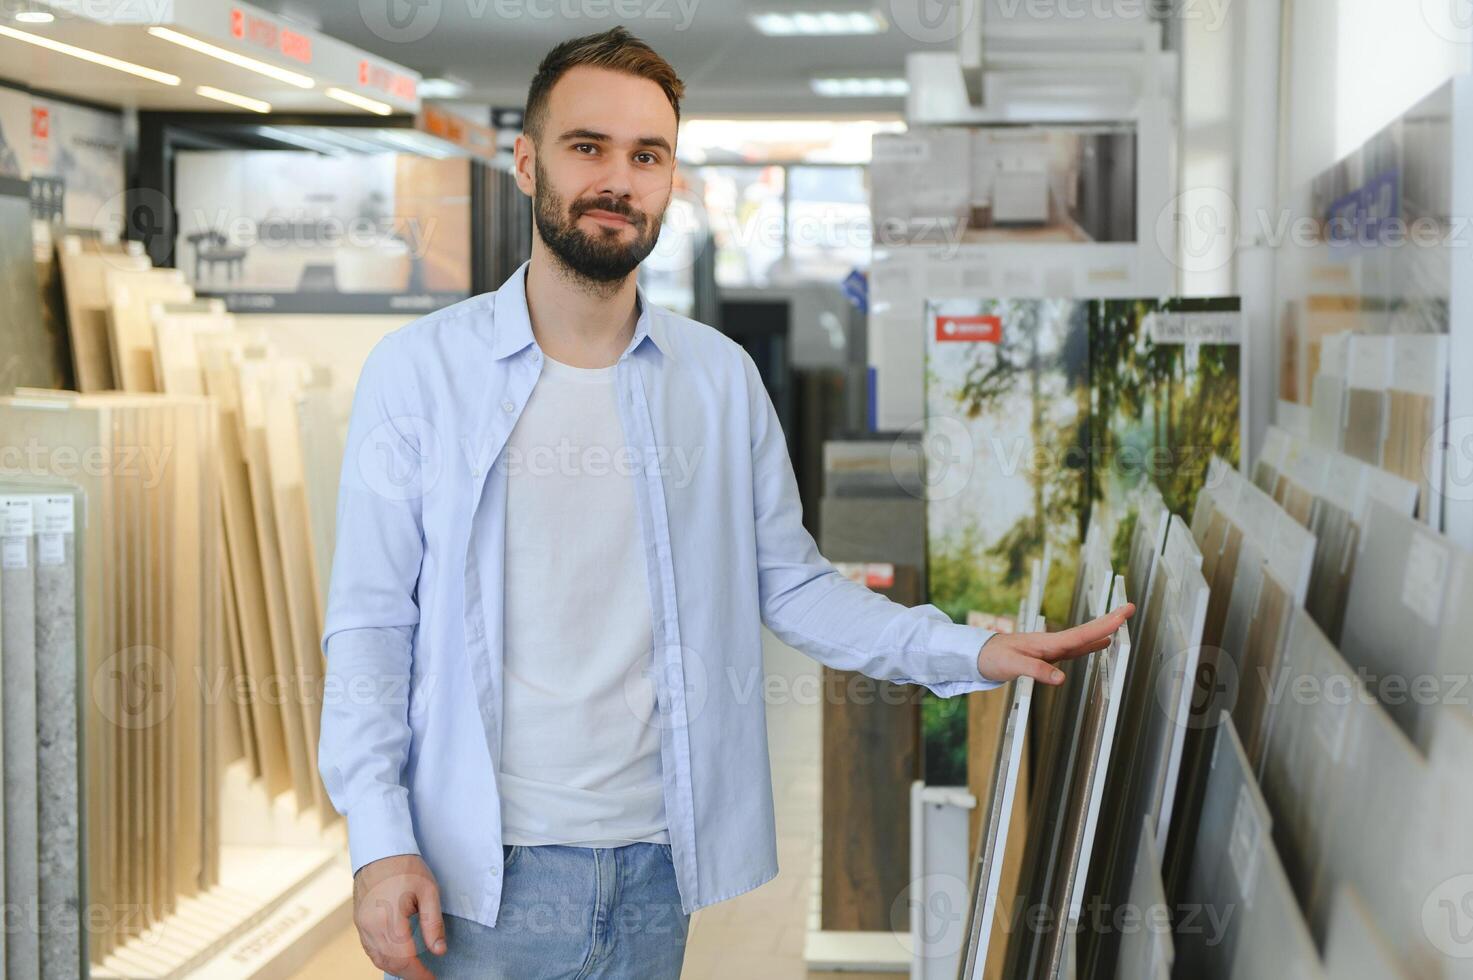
[289,628,904,979]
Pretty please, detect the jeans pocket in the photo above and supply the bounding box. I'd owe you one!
[502,844,524,869]
[657,843,673,864]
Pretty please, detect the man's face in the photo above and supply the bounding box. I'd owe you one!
[519,65,677,282]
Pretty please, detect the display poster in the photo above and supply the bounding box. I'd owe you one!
[174,149,472,314]
[921,296,1242,783]
[871,125,1137,248]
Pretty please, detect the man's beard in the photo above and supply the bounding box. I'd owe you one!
[533,159,663,284]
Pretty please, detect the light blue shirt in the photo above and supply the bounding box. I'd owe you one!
[318,261,1001,928]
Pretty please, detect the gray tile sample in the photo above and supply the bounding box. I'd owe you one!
[1,495,39,978]
[33,489,82,979]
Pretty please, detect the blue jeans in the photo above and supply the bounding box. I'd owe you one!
[391,842,690,979]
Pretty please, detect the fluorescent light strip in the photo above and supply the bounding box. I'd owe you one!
[325,86,393,116]
[195,85,270,113]
[0,23,180,85]
[147,26,314,89]
[750,9,885,36]
[811,76,908,97]
[14,11,55,23]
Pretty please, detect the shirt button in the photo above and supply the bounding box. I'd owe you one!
[490,865,499,877]
[502,399,515,413]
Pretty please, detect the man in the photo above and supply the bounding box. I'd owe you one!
[319,27,1132,980]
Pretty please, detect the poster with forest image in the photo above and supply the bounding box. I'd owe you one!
[921,296,1241,785]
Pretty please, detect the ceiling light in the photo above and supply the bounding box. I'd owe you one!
[14,11,55,23]
[195,85,271,113]
[418,76,467,99]
[325,86,394,116]
[811,76,909,98]
[0,23,180,85]
[147,26,314,89]
[750,9,885,36]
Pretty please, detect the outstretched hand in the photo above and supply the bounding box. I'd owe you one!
[977,603,1135,686]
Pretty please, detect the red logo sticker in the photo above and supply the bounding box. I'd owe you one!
[31,106,48,140]
[935,315,1002,343]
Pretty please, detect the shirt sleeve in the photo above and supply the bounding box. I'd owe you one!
[742,351,1002,698]
[317,331,427,874]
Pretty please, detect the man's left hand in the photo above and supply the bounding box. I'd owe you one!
[976,603,1136,686]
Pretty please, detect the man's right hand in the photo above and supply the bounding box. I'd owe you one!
[353,853,446,980]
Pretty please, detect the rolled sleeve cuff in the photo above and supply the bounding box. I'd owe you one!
[346,794,421,876]
[901,620,1003,698]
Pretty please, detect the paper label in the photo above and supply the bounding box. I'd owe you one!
[872,135,930,162]
[2,538,27,570]
[1143,311,1242,345]
[1228,783,1262,906]
[37,532,64,566]
[0,496,34,538]
[1402,531,1449,628]
[32,494,74,534]
[934,314,1001,344]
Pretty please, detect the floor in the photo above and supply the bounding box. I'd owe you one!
[288,629,907,979]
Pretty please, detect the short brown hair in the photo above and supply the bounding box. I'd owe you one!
[524,27,684,141]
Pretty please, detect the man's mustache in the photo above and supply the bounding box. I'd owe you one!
[570,196,648,229]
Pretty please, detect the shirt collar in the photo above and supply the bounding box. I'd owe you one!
[488,259,672,362]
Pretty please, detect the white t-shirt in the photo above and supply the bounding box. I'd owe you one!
[497,353,669,847]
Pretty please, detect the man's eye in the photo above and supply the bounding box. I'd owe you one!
[574,143,597,154]
[636,153,657,164]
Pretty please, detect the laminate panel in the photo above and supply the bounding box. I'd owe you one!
[56,241,149,392]
[1340,500,1473,751]
[1322,886,1408,980]
[235,358,317,813]
[102,267,193,392]
[1,495,39,977]
[0,185,63,394]
[1234,570,1294,769]
[196,336,293,800]
[1038,609,1128,979]
[958,677,1033,980]
[263,361,330,818]
[150,301,232,396]
[1124,483,1169,650]
[1341,387,1385,465]
[1308,373,1346,451]
[1080,547,1207,980]
[1259,608,1435,969]
[1113,821,1170,980]
[30,486,84,979]
[1173,717,1273,978]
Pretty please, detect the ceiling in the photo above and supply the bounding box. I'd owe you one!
[253,0,1124,116]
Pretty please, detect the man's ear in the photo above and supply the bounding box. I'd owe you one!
[513,132,535,198]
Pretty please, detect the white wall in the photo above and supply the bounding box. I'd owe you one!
[1281,0,1472,193]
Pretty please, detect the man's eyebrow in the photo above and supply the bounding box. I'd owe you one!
[557,128,672,154]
